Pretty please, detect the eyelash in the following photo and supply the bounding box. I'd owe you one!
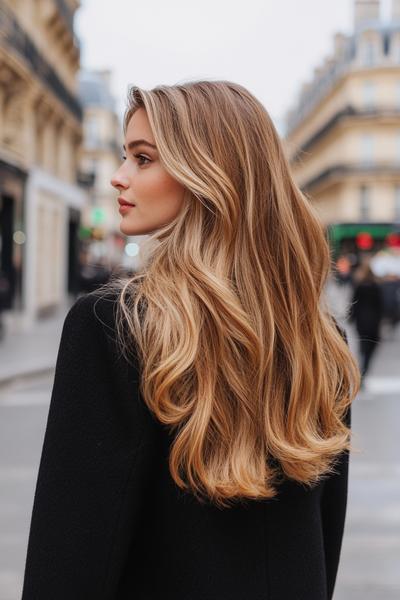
[121,153,151,166]
[136,154,151,165]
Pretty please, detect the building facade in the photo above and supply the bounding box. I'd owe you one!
[285,0,400,250]
[78,69,125,269]
[0,0,85,328]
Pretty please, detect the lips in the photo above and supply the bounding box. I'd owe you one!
[118,197,136,207]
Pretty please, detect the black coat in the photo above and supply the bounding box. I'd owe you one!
[21,292,351,600]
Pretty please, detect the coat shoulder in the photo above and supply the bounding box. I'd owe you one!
[65,289,121,338]
[61,288,133,365]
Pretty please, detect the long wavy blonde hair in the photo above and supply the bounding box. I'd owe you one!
[104,80,360,508]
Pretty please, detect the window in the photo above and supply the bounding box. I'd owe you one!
[84,116,99,147]
[394,44,400,63]
[391,35,400,63]
[395,186,400,221]
[362,80,376,109]
[396,131,400,163]
[361,41,377,66]
[361,133,374,165]
[360,186,371,221]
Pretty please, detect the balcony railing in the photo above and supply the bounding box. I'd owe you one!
[303,162,400,193]
[286,26,400,135]
[0,5,82,121]
[290,105,400,163]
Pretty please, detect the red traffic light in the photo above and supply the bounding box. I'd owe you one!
[355,232,373,250]
[386,232,400,248]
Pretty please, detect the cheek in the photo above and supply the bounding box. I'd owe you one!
[135,168,185,210]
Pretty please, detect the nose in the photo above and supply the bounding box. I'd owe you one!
[110,166,129,191]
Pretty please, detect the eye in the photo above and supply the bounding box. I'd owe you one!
[121,155,127,161]
[134,154,151,166]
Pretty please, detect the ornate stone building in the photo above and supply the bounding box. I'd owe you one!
[0,0,85,328]
[285,0,400,254]
[78,69,125,267]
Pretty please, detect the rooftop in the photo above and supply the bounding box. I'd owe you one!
[78,70,116,111]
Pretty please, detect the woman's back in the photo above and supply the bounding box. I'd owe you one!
[22,292,350,600]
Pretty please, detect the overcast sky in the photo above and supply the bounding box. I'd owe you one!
[75,0,392,133]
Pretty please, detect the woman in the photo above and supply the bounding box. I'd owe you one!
[349,262,384,381]
[22,81,360,600]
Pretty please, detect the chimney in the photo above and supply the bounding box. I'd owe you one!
[392,0,400,21]
[354,0,381,29]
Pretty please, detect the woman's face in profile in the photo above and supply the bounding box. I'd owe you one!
[111,107,186,236]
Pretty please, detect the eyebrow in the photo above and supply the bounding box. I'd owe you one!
[123,139,157,151]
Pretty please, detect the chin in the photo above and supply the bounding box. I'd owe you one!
[119,220,151,236]
[119,220,137,236]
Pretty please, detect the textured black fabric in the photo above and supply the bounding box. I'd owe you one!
[21,292,351,600]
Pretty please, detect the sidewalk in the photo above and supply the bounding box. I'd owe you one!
[0,299,75,385]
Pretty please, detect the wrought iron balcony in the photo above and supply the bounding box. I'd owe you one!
[286,24,400,135]
[0,4,82,121]
[77,170,96,188]
[303,161,400,193]
[290,104,400,163]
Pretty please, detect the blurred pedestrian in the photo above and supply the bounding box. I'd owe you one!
[380,275,400,332]
[335,253,352,285]
[22,81,360,600]
[349,262,384,381]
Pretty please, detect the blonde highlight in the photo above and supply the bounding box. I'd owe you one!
[104,80,360,508]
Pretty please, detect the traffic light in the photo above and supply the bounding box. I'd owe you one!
[355,232,373,250]
[386,232,400,248]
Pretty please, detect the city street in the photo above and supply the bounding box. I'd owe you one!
[0,311,399,599]
[2,0,400,598]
